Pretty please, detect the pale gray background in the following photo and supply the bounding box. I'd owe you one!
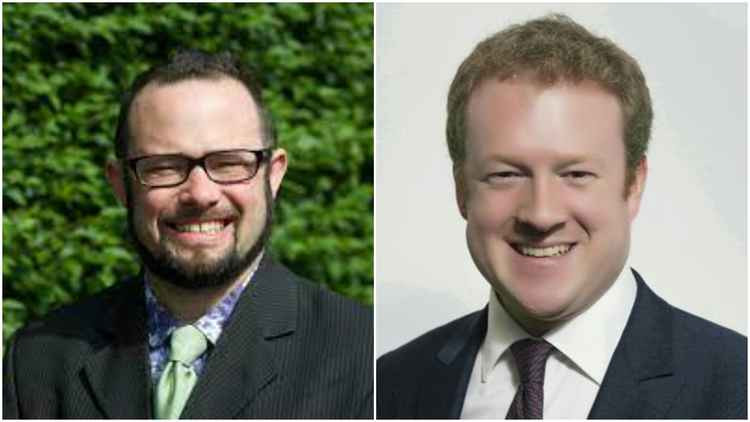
[376,3,747,356]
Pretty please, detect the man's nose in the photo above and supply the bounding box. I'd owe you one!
[515,177,566,236]
[177,166,221,208]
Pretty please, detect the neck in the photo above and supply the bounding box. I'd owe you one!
[508,311,555,338]
[494,291,557,338]
[147,256,261,323]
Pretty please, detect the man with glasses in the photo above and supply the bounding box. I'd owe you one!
[3,50,373,419]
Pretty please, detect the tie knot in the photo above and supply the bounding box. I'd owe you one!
[510,338,553,385]
[169,325,207,365]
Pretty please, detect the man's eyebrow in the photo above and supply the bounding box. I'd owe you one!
[558,158,589,167]
[483,154,525,167]
[557,155,608,168]
[473,155,534,174]
[479,154,603,169]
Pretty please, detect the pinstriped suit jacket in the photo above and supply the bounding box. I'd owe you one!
[3,256,373,419]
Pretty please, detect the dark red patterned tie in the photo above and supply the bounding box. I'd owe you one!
[506,339,554,419]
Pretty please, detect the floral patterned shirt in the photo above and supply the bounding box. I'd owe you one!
[145,262,259,385]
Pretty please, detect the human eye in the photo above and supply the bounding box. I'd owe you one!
[217,155,251,167]
[208,153,254,177]
[562,170,596,185]
[141,157,183,175]
[484,171,524,185]
[137,156,186,185]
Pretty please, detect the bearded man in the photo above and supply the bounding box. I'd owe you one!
[4,50,373,419]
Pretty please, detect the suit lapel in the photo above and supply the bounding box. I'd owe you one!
[417,308,486,418]
[83,279,151,418]
[588,270,683,418]
[181,256,295,418]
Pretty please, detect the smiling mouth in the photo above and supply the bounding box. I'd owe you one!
[167,219,233,234]
[511,243,576,258]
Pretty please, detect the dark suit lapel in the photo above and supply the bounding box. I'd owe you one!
[417,308,486,418]
[181,256,295,418]
[588,270,683,419]
[83,279,151,419]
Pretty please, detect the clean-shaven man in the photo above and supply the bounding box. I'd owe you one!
[377,14,746,419]
[4,50,373,419]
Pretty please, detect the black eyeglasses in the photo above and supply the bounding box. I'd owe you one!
[126,148,272,188]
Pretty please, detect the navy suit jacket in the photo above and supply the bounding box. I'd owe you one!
[377,270,747,419]
[4,256,373,419]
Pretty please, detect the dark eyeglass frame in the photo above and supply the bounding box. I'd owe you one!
[126,148,273,188]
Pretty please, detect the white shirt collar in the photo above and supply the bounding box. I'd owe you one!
[481,260,637,384]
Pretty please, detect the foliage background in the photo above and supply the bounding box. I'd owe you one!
[3,3,373,344]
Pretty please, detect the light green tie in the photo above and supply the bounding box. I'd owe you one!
[154,325,208,419]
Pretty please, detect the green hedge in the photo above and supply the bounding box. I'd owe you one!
[3,3,373,343]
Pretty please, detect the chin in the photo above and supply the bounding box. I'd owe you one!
[171,245,233,265]
[501,281,576,322]
[174,256,227,275]
[520,301,571,322]
[516,294,566,317]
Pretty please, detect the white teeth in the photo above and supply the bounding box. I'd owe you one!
[518,244,573,257]
[175,221,225,233]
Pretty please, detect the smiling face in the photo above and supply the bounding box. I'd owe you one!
[456,76,646,335]
[107,77,287,290]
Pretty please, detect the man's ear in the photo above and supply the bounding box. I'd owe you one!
[454,164,468,220]
[627,156,648,221]
[106,159,128,206]
[268,148,288,198]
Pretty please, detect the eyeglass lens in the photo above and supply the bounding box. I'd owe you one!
[136,151,261,187]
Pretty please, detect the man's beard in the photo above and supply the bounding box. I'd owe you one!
[125,176,273,291]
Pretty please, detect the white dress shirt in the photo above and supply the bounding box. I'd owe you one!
[461,263,637,419]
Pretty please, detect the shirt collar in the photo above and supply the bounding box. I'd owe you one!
[145,253,263,349]
[481,287,529,382]
[482,260,637,384]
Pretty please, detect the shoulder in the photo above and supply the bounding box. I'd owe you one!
[633,272,746,369]
[376,310,484,419]
[378,309,483,376]
[670,304,747,372]
[633,272,746,377]
[270,260,372,324]
[669,305,747,417]
[263,259,372,349]
[672,304,746,350]
[4,277,141,407]
[10,277,139,346]
[634,274,747,417]
[259,261,373,417]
